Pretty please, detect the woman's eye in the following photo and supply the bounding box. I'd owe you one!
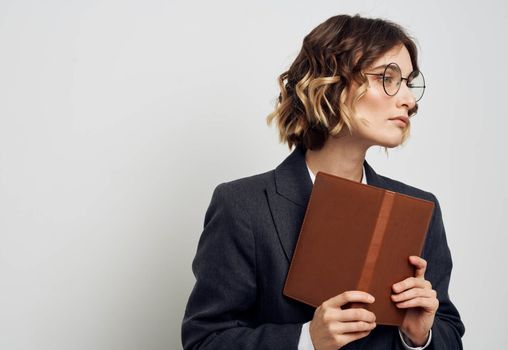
[382,76,394,84]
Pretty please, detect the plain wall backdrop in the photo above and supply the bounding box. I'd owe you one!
[1,0,507,349]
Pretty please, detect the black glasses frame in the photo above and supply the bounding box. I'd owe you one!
[364,62,426,102]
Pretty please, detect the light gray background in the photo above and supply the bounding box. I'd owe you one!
[0,0,506,349]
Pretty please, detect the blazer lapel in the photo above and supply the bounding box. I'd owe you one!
[267,145,388,263]
[363,159,387,189]
[267,146,312,263]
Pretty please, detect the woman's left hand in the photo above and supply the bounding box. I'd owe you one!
[391,256,439,346]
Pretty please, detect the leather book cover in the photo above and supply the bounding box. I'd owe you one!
[283,171,435,326]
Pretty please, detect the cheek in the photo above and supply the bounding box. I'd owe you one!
[356,90,390,118]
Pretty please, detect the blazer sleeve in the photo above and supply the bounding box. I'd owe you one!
[181,183,303,350]
[416,194,466,349]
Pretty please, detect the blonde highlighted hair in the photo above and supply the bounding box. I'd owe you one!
[267,14,419,151]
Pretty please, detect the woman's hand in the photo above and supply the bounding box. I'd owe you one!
[392,256,439,346]
[309,291,377,350]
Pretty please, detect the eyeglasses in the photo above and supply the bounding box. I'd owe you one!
[364,62,426,102]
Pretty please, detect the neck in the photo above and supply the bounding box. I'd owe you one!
[305,131,368,182]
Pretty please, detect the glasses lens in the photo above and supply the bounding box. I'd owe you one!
[383,63,402,96]
[408,71,425,102]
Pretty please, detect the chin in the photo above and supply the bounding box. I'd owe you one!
[376,136,404,148]
[359,128,405,148]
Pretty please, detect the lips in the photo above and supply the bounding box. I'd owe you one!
[389,116,409,126]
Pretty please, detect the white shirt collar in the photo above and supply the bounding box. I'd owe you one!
[306,163,367,185]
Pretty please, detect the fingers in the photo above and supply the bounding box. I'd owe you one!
[324,291,375,308]
[310,295,377,350]
[394,296,439,310]
[391,286,437,303]
[319,306,375,324]
[392,277,431,294]
[409,255,427,278]
[336,308,376,323]
[392,256,428,293]
[391,260,439,313]
[338,320,377,334]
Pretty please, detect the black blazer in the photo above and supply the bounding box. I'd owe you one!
[182,146,465,349]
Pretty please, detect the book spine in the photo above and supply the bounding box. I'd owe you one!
[356,191,395,292]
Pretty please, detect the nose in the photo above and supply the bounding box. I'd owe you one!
[396,81,417,111]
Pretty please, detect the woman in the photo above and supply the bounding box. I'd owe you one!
[182,14,465,349]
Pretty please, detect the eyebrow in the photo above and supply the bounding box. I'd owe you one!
[370,64,389,71]
[369,64,415,77]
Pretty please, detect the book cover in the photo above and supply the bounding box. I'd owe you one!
[283,171,435,326]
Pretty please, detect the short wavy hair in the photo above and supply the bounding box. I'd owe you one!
[267,14,419,151]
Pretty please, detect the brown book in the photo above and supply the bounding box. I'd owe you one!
[283,171,435,326]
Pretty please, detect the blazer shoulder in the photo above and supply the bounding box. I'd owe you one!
[210,170,275,207]
[218,169,274,192]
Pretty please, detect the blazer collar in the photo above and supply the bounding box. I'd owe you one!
[274,145,387,207]
[274,146,313,208]
[270,145,387,263]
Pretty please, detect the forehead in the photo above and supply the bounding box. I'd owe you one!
[369,45,414,76]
